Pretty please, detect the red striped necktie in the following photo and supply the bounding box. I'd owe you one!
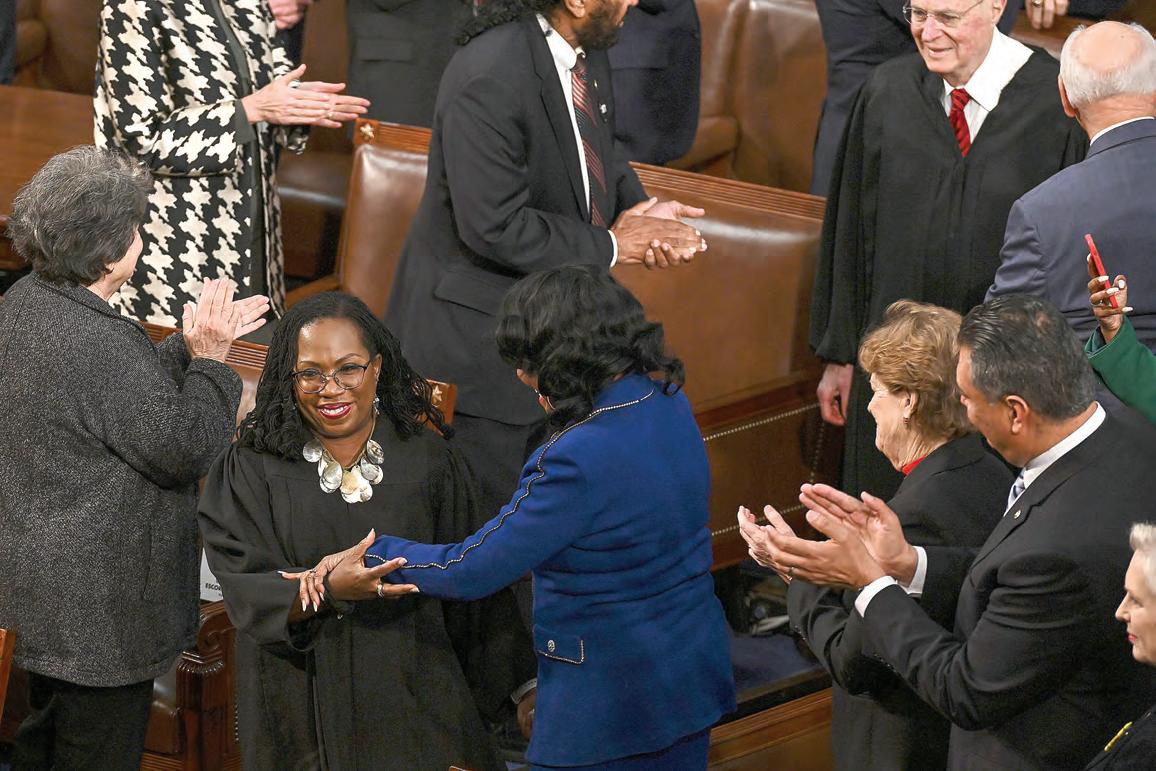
[571,53,607,226]
[950,88,972,157]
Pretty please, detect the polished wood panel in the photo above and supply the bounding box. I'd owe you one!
[709,688,833,769]
[0,86,94,270]
[0,628,14,718]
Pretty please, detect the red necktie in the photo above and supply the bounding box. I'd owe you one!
[571,53,607,227]
[950,88,972,157]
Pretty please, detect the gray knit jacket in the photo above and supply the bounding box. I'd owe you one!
[0,274,241,686]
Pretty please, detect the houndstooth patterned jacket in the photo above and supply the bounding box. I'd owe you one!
[95,0,307,325]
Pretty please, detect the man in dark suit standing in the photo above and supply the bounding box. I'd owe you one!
[346,0,472,127]
[386,0,706,550]
[989,22,1156,349]
[747,295,1156,770]
[607,0,700,165]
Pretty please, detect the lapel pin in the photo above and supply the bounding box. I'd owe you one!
[600,103,608,115]
[1013,510,1021,519]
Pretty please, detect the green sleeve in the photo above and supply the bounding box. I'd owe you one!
[1086,319,1156,423]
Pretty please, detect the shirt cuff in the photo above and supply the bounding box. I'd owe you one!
[903,546,927,597]
[234,99,257,143]
[511,678,537,704]
[608,230,618,267]
[855,576,898,616]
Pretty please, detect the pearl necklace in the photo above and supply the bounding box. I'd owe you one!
[302,430,385,504]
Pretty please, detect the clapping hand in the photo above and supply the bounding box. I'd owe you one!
[1086,254,1131,344]
[1025,0,1068,30]
[799,484,917,584]
[611,197,708,269]
[242,64,370,129]
[268,0,311,30]
[639,198,706,223]
[737,501,885,589]
[181,278,270,361]
[737,504,799,583]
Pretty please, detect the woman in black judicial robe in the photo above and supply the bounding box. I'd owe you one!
[199,292,533,771]
[752,302,1012,770]
[810,43,1087,502]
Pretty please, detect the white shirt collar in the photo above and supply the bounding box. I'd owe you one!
[943,30,1032,111]
[1020,403,1105,490]
[537,13,581,72]
[1090,116,1156,148]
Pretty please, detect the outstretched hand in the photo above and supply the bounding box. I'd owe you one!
[279,529,418,612]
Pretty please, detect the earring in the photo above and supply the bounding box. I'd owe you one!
[373,396,381,415]
[903,414,909,426]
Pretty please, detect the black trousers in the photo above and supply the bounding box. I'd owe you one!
[451,412,548,626]
[12,673,154,771]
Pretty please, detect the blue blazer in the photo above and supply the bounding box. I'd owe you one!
[366,375,736,766]
[989,118,1156,349]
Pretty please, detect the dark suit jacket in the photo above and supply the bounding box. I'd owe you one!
[861,412,1156,770]
[788,433,1010,770]
[607,0,701,165]
[811,0,1024,196]
[345,0,471,127]
[989,119,1156,350]
[386,17,648,425]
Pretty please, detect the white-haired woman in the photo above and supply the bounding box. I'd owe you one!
[1085,523,1156,769]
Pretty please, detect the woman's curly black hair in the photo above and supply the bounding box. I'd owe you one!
[237,292,449,459]
[495,266,684,428]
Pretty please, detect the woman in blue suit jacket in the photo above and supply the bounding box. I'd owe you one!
[298,266,735,769]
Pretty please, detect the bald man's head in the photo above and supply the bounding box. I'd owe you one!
[1060,21,1156,112]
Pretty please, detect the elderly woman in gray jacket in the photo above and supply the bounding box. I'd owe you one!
[0,146,267,769]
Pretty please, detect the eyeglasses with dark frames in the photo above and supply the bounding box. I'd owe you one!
[291,363,370,394]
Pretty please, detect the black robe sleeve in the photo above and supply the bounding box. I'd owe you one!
[431,443,538,723]
[810,82,876,365]
[198,445,327,653]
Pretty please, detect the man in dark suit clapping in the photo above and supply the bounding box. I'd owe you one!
[748,295,1156,770]
[385,0,706,563]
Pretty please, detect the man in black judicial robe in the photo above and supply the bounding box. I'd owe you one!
[810,0,1023,197]
[810,0,1086,500]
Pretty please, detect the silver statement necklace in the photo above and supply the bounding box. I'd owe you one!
[303,425,385,504]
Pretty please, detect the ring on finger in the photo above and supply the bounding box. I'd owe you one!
[376,582,387,598]
[787,565,795,578]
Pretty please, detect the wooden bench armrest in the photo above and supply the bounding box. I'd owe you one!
[285,274,341,308]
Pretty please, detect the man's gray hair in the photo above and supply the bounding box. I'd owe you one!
[1130,523,1156,597]
[8,145,152,286]
[959,295,1095,421]
[1060,23,1156,109]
